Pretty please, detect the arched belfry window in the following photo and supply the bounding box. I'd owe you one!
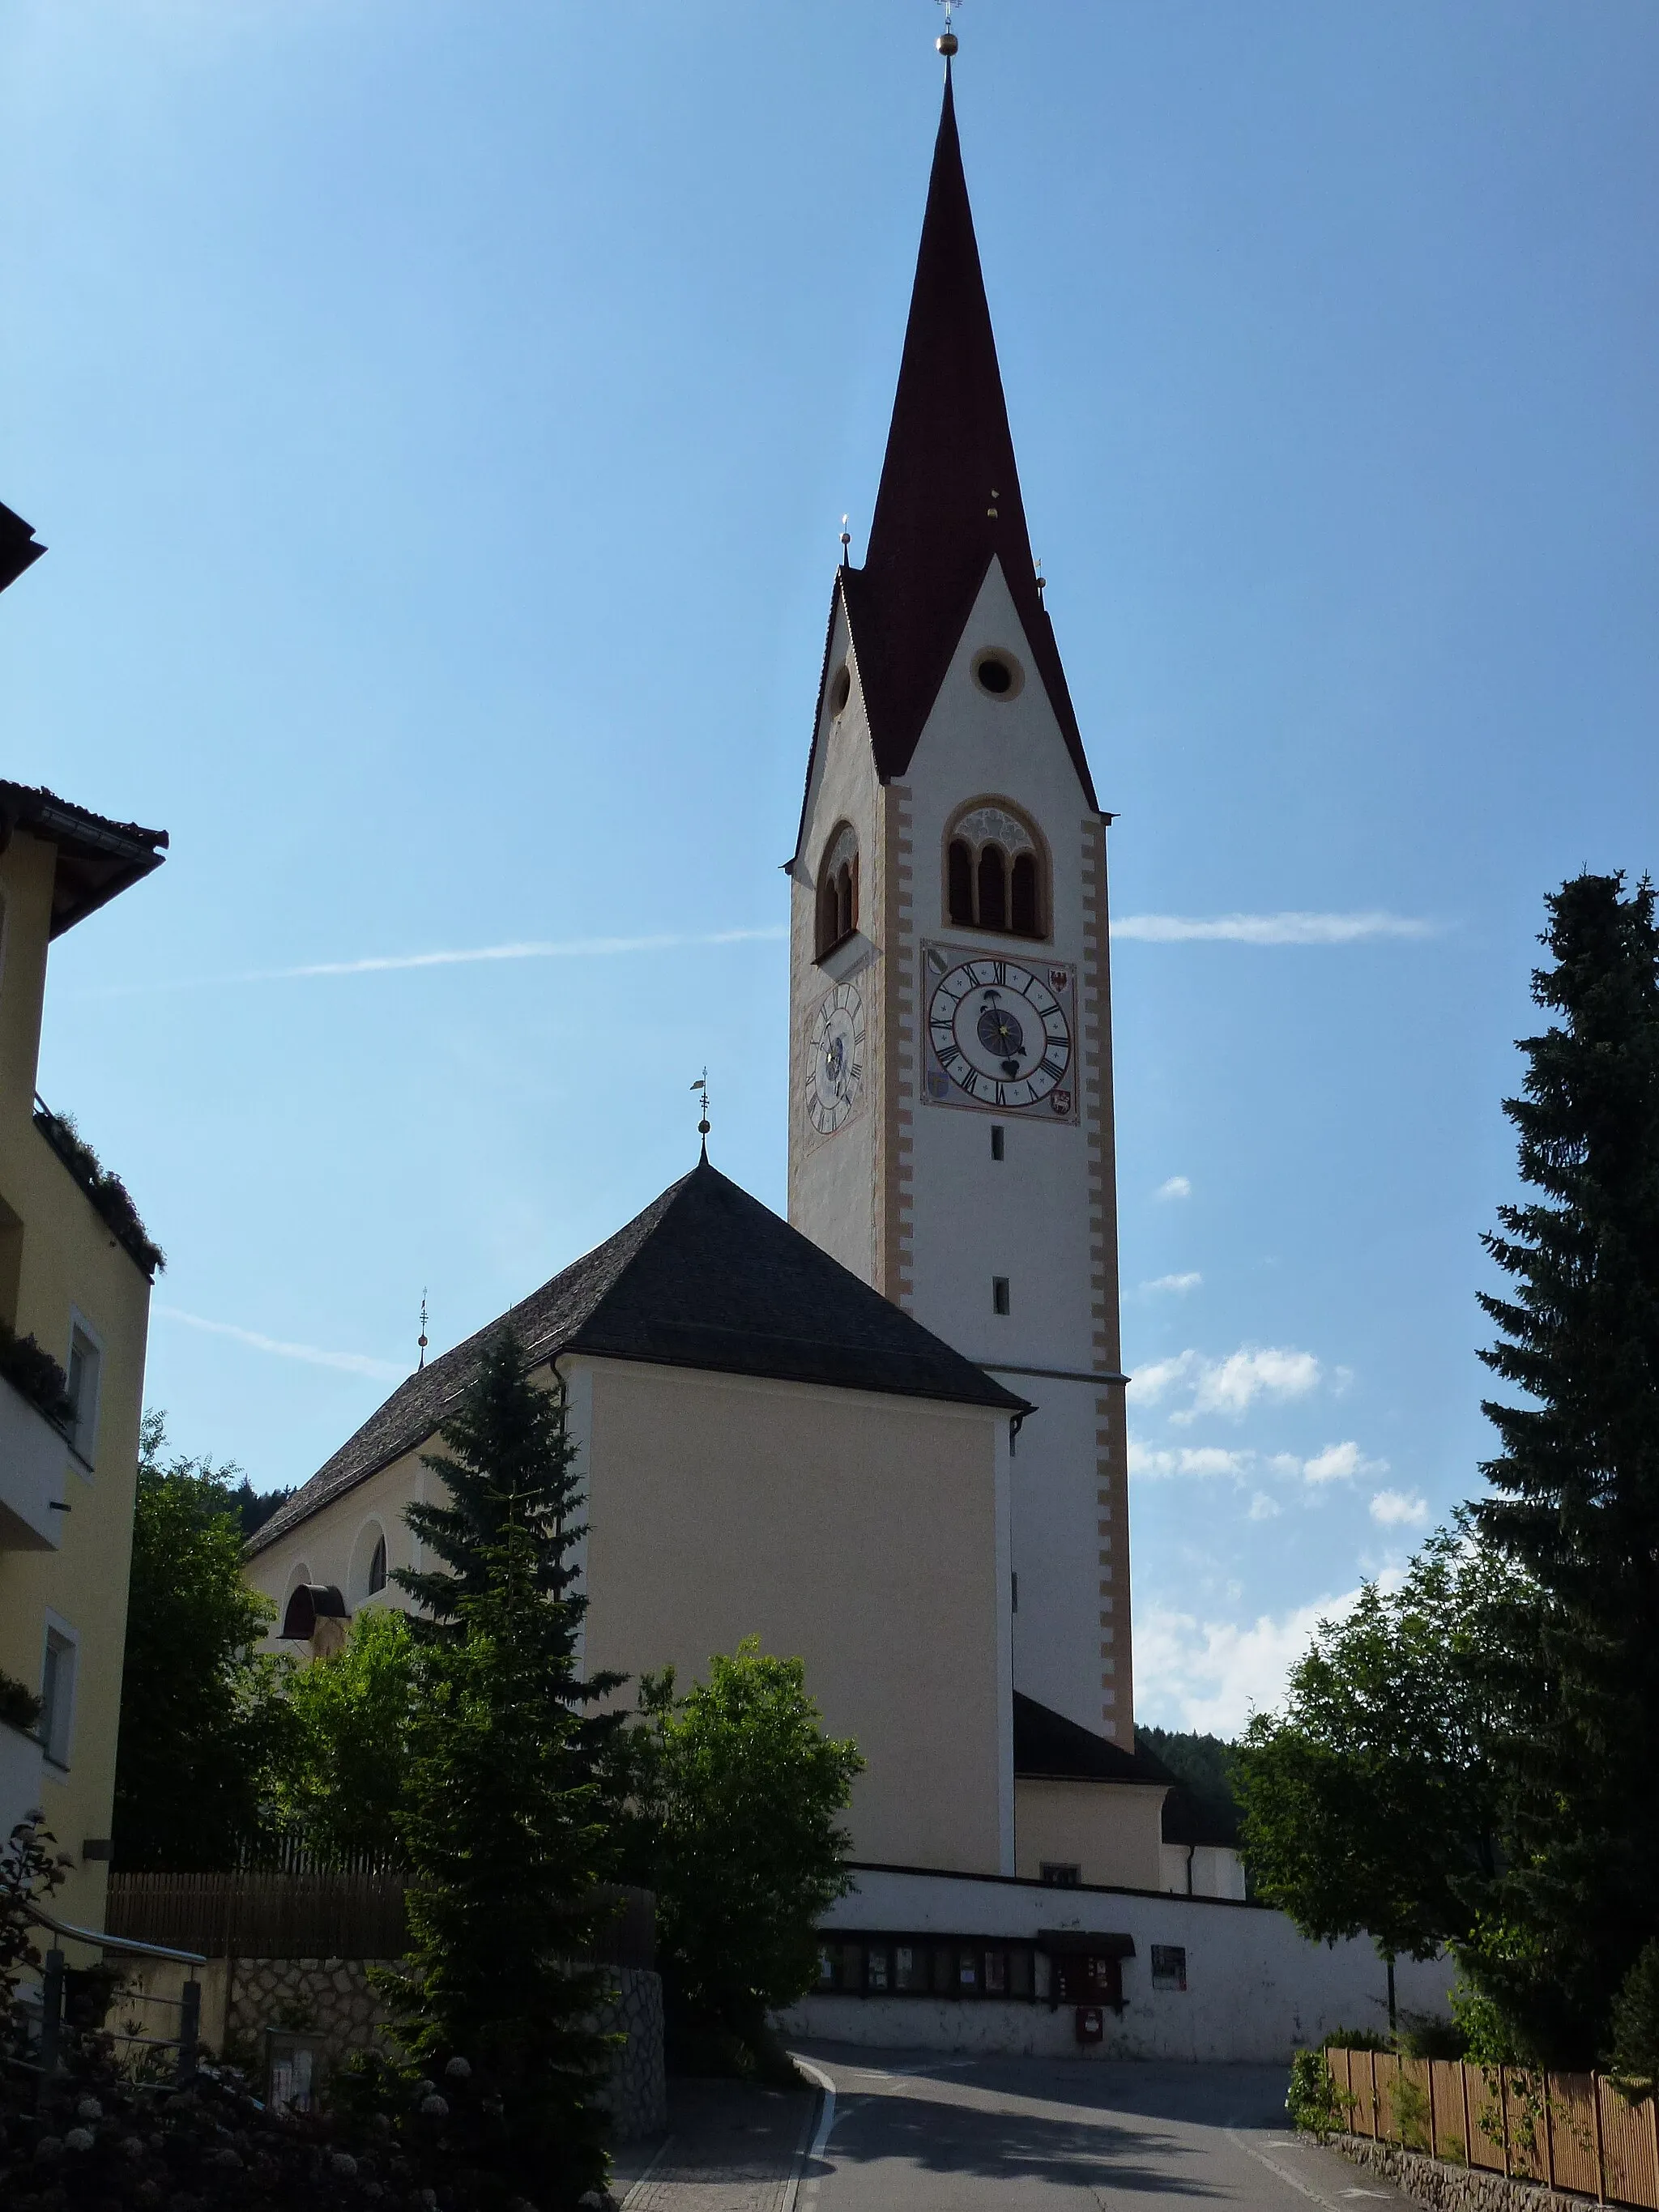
[815,822,859,961]
[945,801,1047,940]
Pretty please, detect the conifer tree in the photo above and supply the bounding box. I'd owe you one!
[385,1332,623,2206]
[1469,871,1659,2063]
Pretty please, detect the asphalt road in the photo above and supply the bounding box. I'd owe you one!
[787,2047,1418,2212]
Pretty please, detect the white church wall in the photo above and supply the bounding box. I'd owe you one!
[581,1356,1012,1877]
[788,597,887,1288]
[1160,1843,1250,1902]
[1013,1778,1165,1892]
[777,1865,1456,2065]
[245,1443,429,1649]
[894,558,1129,1741]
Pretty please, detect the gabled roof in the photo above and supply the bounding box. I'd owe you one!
[249,1157,1027,1556]
[1013,1691,1175,1788]
[798,69,1097,835]
[0,782,168,937]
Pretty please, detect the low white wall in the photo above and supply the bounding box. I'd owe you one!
[778,1865,1455,2065]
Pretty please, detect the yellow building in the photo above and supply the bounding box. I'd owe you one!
[0,778,168,1930]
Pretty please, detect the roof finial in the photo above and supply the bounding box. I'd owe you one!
[839,514,851,566]
[690,1068,711,1159]
[417,1288,429,1371]
[936,0,959,59]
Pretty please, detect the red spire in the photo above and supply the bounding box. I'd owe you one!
[841,68,1094,803]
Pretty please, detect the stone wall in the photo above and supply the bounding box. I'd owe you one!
[212,1958,664,2142]
[1336,2133,1604,2212]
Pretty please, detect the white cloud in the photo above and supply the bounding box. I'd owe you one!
[157,1306,405,1381]
[1301,1440,1388,1485]
[1154,1175,1192,1201]
[1135,1588,1363,1736]
[1132,1350,1201,1404]
[1129,1441,1251,1481]
[1142,1271,1202,1296]
[1370,1488,1430,1528]
[1133,1344,1320,1422]
[1247,1491,1283,1521]
[1112,911,1437,945]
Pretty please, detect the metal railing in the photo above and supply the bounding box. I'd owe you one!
[28,1899,207,2104]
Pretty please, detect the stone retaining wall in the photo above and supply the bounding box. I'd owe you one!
[1336,2132,1599,2212]
[214,1958,664,2141]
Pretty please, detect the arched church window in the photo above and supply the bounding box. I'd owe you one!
[815,822,859,961]
[977,846,1008,931]
[369,1532,387,1596]
[948,839,974,926]
[1011,852,1039,938]
[943,801,1048,940]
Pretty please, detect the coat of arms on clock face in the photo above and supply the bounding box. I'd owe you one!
[921,943,1078,1122]
[804,982,867,1137]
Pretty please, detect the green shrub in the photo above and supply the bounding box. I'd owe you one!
[1289,2049,1356,2139]
[1610,1939,1659,2103]
[1321,2026,1393,2052]
[1400,2011,1468,2059]
[0,1319,74,1426]
[0,1671,42,1736]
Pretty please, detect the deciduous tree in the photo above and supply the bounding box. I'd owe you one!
[620,1639,862,2072]
[113,1413,290,1869]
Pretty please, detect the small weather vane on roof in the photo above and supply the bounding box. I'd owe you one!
[691,1068,711,1154]
[417,1288,429,1372]
[936,0,961,58]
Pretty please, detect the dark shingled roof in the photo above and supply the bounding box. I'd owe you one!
[1013,1692,1175,1789]
[795,69,1097,850]
[0,782,168,937]
[249,1158,1027,1556]
[0,500,45,595]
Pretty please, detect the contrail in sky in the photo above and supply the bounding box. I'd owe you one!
[156,1305,406,1381]
[73,912,1436,999]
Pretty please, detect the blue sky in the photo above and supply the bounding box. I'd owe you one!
[6,2,1657,1734]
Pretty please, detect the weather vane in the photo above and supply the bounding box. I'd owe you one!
[690,1068,711,1153]
[936,0,961,58]
[417,1288,429,1372]
[839,514,851,566]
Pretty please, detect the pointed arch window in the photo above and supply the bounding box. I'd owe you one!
[816,822,860,961]
[944,801,1047,940]
[368,1532,387,1596]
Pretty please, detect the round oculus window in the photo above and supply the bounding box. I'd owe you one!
[972,650,1022,699]
[829,664,851,717]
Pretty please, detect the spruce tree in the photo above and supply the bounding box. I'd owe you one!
[1469,871,1659,2063]
[385,1331,623,2206]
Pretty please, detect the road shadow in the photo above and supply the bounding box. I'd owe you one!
[791,2047,1292,2193]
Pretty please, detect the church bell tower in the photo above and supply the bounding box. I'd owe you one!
[787,56,1132,1745]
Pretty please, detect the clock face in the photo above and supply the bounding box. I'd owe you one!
[805,982,866,1136]
[923,950,1076,1116]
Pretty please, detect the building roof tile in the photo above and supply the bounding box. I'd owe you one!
[249,1157,1026,1556]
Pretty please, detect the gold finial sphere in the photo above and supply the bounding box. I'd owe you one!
[937,30,957,54]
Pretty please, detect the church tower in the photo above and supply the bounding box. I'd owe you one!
[787,60,1133,1745]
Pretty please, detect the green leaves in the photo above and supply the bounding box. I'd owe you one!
[618,1638,862,2069]
[1469,870,1659,2064]
[1237,1527,1516,1970]
[112,1413,288,1870]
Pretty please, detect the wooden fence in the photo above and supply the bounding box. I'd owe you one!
[1326,2047,1659,2210]
[106,1873,655,1972]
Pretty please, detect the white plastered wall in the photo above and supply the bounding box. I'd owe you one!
[787,595,887,1285]
[892,558,1130,1741]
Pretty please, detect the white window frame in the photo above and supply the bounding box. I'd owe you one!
[66,1307,104,1470]
[39,1612,80,1773]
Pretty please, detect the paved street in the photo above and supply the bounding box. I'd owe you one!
[781,2048,1420,2212]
